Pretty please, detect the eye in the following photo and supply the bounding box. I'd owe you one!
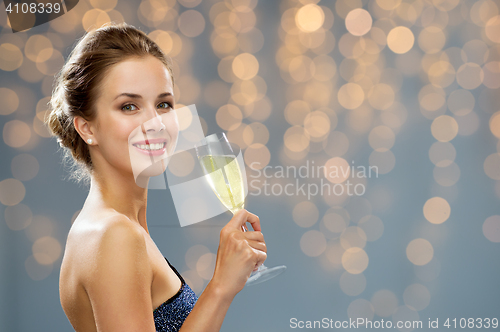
[121,104,137,112]
[157,102,172,110]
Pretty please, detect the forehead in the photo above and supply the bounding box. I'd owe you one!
[100,55,173,97]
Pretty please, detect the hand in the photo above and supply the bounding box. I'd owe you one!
[211,209,267,297]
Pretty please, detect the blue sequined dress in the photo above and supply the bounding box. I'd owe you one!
[153,257,198,332]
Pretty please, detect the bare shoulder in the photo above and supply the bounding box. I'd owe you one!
[63,212,151,286]
[62,213,156,331]
[95,214,146,252]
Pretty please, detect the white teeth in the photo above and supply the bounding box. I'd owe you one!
[135,143,165,151]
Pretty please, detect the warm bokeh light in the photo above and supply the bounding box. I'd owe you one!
[490,111,500,138]
[232,53,259,80]
[196,252,216,280]
[371,289,398,317]
[148,30,183,57]
[485,15,500,43]
[24,35,53,63]
[418,26,445,54]
[433,162,460,187]
[337,82,365,109]
[342,247,369,274]
[376,0,401,11]
[484,153,500,180]
[406,238,434,266]
[447,89,474,116]
[32,236,62,265]
[347,298,375,321]
[35,48,64,76]
[284,100,310,126]
[423,197,451,224]
[429,142,456,167]
[284,126,310,152]
[419,84,446,112]
[431,115,459,142]
[90,0,117,11]
[325,240,345,266]
[4,203,32,231]
[293,201,319,228]
[0,43,24,72]
[303,110,330,139]
[178,10,206,38]
[456,63,484,90]
[25,216,55,242]
[300,230,327,257]
[340,226,367,250]
[185,244,210,270]
[216,104,243,130]
[295,4,324,33]
[312,55,337,81]
[25,255,52,281]
[0,0,498,322]
[482,215,500,243]
[322,212,347,238]
[482,61,500,89]
[181,269,204,295]
[368,84,395,110]
[167,151,195,177]
[0,178,26,206]
[0,87,19,115]
[82,9,111,32]
[324,157,350,184]
[340,271,366,296]
[387,26,414,54]
[345,8,372,36]
[369,126,395,152]
[403,283,431,311]
[244,143,270,169]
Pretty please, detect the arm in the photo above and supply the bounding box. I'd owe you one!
[179,209,267,332]
[83,217,156,332]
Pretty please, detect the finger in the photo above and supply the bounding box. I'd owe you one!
[252,248,267,267]
[242,231,264,242]
[246,239,267,253]
[244,211,261,232]
[227,209,249,231]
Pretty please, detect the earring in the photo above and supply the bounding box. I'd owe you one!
[87,138,93,144]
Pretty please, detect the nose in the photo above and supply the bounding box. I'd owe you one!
[142,111,166,134]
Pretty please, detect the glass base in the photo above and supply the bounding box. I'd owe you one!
[246,264,287,286]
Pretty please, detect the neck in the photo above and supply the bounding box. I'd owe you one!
[86,168,150,233]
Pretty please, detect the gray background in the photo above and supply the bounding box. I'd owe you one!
[1,0,499,331]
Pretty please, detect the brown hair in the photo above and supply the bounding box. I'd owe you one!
[46,22,174,184]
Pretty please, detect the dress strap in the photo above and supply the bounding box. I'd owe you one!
[164,257,185,285]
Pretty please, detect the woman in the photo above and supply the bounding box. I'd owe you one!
[47,22,267,332]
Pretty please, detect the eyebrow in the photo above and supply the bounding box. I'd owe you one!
[113,92,172,100]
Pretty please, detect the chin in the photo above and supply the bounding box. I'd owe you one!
[138,159,168,178]
[128,145,170,183]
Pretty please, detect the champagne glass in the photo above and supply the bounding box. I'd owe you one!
[195,132,286,286]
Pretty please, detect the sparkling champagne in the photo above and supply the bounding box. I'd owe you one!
[199,155,245,214]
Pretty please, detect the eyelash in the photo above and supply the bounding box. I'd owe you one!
[121,102,173,112]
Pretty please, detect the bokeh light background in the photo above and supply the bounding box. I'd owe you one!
[1,0,500,331]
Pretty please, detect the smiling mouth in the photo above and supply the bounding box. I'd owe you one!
[133,142,166,151]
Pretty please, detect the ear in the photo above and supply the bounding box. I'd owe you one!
[74,116,97,145]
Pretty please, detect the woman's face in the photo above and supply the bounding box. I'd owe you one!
[90,55,178,182]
